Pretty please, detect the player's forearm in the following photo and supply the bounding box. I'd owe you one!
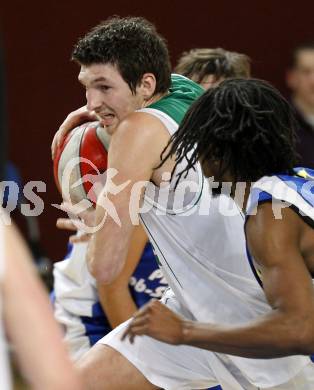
[87,203,134,284]
[98,285,137,328]
[87,226,128,283]
[182,312,314,358]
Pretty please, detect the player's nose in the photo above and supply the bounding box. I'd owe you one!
[86,89,103,112]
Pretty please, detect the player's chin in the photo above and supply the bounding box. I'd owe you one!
[105,122,119,135]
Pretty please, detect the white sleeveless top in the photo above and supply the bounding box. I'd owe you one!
[0,222,12,390]
[139,108,310,388]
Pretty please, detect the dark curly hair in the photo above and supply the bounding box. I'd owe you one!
[164,78,298,183]
[72,16,171,95]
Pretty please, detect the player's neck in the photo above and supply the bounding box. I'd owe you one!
[230,182,251,213]
[293,96,314,116]
[142,91,168,108]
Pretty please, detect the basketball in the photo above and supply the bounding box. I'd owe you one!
[53,121,110,206]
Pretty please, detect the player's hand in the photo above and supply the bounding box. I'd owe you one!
[51,106,98,159]
[122,300,185,345]
[55,201,96,243]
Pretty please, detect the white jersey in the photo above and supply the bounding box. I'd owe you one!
[246,169,314,287]
[139,108,311,388]
[0,223,12,390]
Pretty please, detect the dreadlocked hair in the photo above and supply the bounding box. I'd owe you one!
[163,78,298,184]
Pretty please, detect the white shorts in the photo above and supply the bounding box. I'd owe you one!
[98,290,314,390]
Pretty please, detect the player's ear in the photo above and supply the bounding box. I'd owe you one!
[139,73,157,100]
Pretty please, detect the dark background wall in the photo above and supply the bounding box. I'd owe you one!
[0,0,313,260]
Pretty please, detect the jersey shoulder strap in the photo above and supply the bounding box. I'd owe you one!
[147,74,203,125]
[246,167,314,225]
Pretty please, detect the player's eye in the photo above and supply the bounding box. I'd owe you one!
[99,85,111,92]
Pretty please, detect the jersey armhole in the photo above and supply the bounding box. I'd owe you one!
[246,199,314,231]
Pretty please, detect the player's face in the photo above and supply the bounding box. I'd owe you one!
[287,50,314,107]
[200,157,233,182]
[78,64,145,135]
[200,157,235,196]
[200,157,220,180]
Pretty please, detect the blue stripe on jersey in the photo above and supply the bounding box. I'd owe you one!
[277,167,314,208]
[50,290,56,304]
[246,190,273,215]
[129,243,169,306]
[255,190,273,203]
[248,167,314,215]
[80,301,112,346]
[64,242,74,260]
[245,191,270,288]
[245,242,263,288]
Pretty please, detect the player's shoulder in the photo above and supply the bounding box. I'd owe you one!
[247,168,314,214]
[113,111,170,146]
[122,110,168,129]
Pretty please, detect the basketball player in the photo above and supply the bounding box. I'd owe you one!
[52,128,168,360]
[53,223,168,361]
[0,220,82,389]
[53,46,250,363]
[51,17,313,389]
[175,47,251,89]
[124,78,314,382]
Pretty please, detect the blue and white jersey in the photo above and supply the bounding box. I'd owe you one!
[53,239,168,360]
[246,167,314,287]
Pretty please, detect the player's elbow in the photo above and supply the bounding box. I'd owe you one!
[88,261,120,285]
[283,316,314,355]
[294,324,314,355]
[86,246,121,284]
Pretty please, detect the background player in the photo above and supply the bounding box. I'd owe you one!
[175,47,250,89]
[53,222,167,360]
[52,125,167,360]
[286,42,314,168]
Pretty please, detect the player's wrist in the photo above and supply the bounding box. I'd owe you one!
[181,320,196,344]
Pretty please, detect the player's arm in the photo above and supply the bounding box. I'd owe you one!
[87,112,170,284]
[97,224,148,327]
[124,203,314,358]
[3,223,82,390]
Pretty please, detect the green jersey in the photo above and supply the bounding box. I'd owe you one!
[148,74,203,125]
